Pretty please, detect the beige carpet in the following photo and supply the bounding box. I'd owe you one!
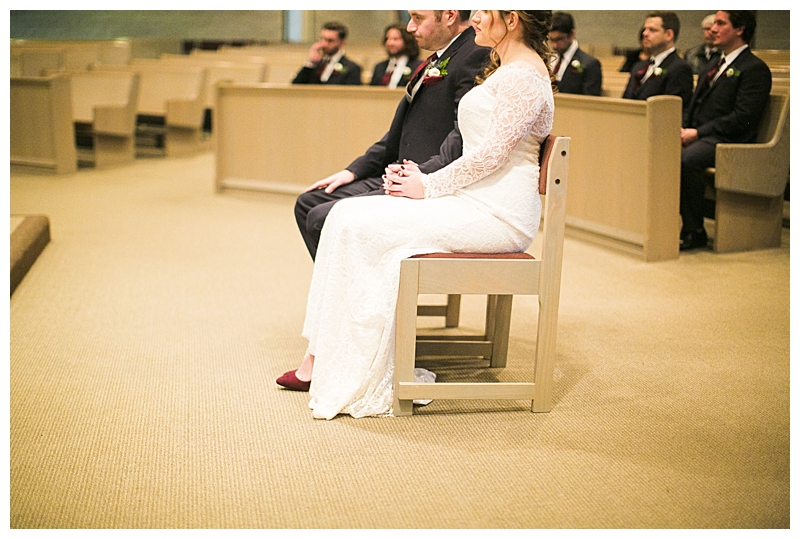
[9,151,790,528]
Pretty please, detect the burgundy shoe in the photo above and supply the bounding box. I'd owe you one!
[276,370,311,392]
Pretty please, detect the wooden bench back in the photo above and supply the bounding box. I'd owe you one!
[70,71,139,122]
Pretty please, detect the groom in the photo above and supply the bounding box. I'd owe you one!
[294,10,490,259]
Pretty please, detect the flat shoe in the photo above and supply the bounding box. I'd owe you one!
[276,370,311,392]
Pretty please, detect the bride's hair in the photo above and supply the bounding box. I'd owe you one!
[476,10,558,92]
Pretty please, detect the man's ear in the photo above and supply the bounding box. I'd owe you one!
[442,10,458,27]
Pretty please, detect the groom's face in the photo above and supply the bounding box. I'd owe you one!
[407,10,452,52]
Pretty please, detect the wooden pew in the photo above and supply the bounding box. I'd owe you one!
[215,83,405,194]
[10,74,77,174]
[153,56,267,131]
[10,47,65,76]
[552,94,683,262]
[601,71,631,98]
[705,93,790,253]
[92,63,207,157]
[70,71,140,168]
[11,39,131,67]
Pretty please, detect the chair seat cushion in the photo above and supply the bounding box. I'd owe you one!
[410,252,534,260]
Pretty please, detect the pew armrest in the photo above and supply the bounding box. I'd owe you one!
[714,142,788,198]
[94,105,135,136]
[166,97,204,129]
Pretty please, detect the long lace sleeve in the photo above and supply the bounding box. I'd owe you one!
[421,64,546,198]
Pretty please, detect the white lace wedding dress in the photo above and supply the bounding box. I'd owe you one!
[302,61,554,419]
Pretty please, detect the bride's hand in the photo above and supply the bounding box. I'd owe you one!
[384,160,425,199]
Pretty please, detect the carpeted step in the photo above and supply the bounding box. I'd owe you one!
[10,215,50,296]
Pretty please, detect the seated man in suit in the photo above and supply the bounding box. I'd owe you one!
[548,11,602,96]
[294,10,490,260]
[623,11,694,109]
[370,23,423,89]
[292,21,363,85]
[679,10,772,251]
[683,14,722,75]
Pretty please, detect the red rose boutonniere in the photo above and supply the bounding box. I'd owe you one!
[422,57,450,87]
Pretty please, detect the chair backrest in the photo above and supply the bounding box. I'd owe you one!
[538,134,557,195]
[539,136,569,278]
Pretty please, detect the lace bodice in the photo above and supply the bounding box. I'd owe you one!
[422,62,554,198]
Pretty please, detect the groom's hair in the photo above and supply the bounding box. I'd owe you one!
[433,11,472,22]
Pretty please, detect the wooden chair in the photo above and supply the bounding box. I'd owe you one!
[393,135,570,416]
[705,93,790,252]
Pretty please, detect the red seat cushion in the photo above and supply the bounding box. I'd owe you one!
[410,252,534,260]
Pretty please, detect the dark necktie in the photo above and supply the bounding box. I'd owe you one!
[705,56,725,85]
[634,58,654,92]
[554,54,563,75]
[316,57,330,79]
[406,52,437,98]
[381,59,395,86]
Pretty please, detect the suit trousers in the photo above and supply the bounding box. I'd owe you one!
[680,138,717,233]
[294,177,385,260]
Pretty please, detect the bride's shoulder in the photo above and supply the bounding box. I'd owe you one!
[497,61,550,84]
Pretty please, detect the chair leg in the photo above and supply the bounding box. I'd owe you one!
[485,295,512,368]
[532,295,558,412]
[394,261,419,417]
[444,294,461,327]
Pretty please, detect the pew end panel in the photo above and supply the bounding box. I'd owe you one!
[215,83,406,194]
[706,93,790,253]
[70,71,140,168]
[552,94,682,262]
[11,74,77,175]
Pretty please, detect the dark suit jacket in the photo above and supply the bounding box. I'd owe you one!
[370,57,423,87]
[292,54,363,85]
[346,27,490,179]
[622,51,694,108]
[556,48,602,96]
[683,44,722,75]
[683,47,772,144]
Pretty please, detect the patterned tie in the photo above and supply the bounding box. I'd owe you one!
[634,58,654,92]
[406,52,437,98]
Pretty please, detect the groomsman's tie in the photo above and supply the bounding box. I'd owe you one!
[316,57,330,78]
[406,52,437,99]
[705,56,726,85]
[634,58,654,92]
[554,54,563,75]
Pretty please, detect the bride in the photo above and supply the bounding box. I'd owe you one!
[277,11,556,419]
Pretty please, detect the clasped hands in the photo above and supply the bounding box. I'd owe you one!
[382,160,425,199]
[303,160,426,198]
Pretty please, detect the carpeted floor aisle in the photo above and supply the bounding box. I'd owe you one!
[9,152,790,528]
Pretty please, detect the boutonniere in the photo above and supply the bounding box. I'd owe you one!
[423,56,450,86]
[569,59,583,73]
[653,67,664,77]
[724,67,741,78]
[333,63,347,74]
[402,66,412,76]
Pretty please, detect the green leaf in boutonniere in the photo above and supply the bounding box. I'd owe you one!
[725,67,741,78]
[570,59,583,73]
